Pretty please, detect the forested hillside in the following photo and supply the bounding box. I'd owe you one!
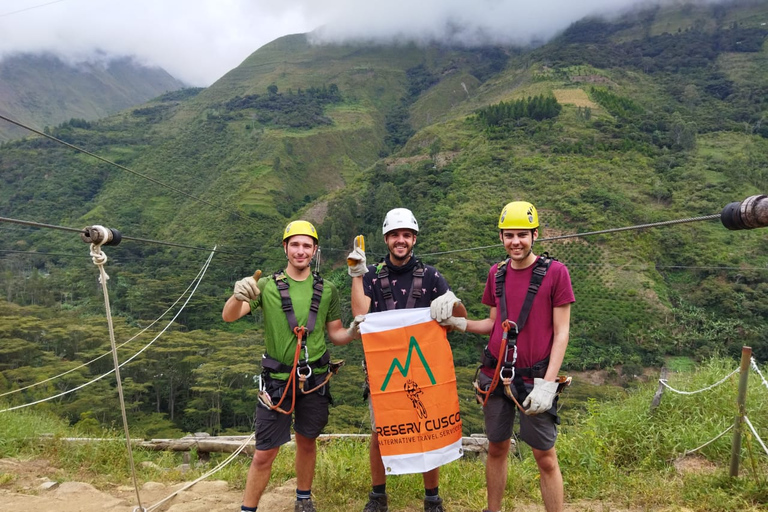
[1,0,767,436]
[0,53,185,142]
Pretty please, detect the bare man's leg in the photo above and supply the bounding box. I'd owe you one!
[242,447,280,508]
[532,446,563,512]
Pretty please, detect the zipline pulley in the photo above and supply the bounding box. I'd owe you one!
[721,195,768,231]
[80,225,122,246]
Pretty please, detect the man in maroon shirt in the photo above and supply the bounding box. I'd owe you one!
[432,201,574,512]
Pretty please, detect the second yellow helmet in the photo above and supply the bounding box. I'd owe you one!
[498,201,539,230]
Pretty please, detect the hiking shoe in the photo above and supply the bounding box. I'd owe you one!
[424,496,444,512]
[294,499,316,512]
[363,492,388,512]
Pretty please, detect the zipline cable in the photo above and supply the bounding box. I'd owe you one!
[419,214,722,257]
[0,255,210,398]
[0,247,215,413]
[0,114,257,227]
[0,216,246,255]
[0,0,66,17]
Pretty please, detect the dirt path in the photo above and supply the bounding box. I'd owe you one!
[0,456,676,511]
[0,456,297,512]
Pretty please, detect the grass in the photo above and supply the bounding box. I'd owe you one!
[2,357,768,510]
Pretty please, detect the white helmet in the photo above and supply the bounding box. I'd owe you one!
[382,208,419,235]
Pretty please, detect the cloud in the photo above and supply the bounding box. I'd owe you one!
[0,0,720,86]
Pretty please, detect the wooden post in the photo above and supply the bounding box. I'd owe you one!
[650,367,668,411]
[729,346,752,477]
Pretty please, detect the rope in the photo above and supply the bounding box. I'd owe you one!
[145,433,255,511]
[0,255,211,399]
[658,368,738,395]
[419,214,722,257]
[87,227,144,511]
[744,416,768,457]
[682,424,733,456]
[750,357,768,392]
[0,247,215,412]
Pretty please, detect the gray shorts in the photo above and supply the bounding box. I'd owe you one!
[479,373,558,451]
[255,377,331,451]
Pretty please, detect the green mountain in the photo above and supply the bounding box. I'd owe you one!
[1,0,767,435]
[0,53,186,142]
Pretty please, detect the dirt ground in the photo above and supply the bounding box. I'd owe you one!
[0,454,710,511]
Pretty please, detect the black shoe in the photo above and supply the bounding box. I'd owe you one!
[294,499,317,512]
[362,492,388,512]
[424,496,444,512]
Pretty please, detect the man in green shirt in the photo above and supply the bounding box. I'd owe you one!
[223,220,362,512]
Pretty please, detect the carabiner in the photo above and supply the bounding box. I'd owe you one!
[501,319,518,335]
[297,364,312,379]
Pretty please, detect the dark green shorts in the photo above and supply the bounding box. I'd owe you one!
[254,377,331,450]
[478,372,558,451]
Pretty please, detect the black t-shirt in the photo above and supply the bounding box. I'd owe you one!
[362,255,450,312]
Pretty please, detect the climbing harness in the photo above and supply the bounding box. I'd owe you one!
[473,253,569,411]
[257,270,344,414]
[360,259,426,400]
[374,259,426,310]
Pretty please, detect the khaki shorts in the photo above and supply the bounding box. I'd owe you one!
[478,372,558,451]
[255,377,331,450]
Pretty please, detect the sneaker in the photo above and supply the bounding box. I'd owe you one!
[295,499,317,512]
[363,492,388,512]
[424,496,444,512]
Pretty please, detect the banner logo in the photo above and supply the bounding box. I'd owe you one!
[380,336,436,391]
[404,378,428,418]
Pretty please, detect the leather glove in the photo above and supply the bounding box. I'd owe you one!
[522,378,559,415]
[430,290,461,323]
[438,316,466,332]
[233,271,261,302]
[346,315,366,340]
[347,235,367,277]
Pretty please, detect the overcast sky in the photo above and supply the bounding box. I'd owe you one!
[0,0,712,86]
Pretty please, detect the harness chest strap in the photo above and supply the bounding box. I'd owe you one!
[274,270,324,334]
[476,254,553,406]
[376,261,426,310]
[259,271,330,415]
[494,253,552,332]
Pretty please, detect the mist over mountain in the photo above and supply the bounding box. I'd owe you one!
[0,53,185,142]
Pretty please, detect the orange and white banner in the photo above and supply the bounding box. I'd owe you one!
[360,308,463,475]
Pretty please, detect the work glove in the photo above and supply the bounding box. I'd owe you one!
[347,235,368,277]
[346,315,366,340]
[233,270,261,302]
[430,290,461,323]
[438,316,467,332]
[522,378,559,415]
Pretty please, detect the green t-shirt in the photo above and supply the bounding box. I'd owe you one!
[251,272,341,380]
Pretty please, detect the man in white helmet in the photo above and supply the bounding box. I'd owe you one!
[347,208,464,512]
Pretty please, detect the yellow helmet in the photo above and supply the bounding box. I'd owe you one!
[283,220,318,242]
[498,201,539,230]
